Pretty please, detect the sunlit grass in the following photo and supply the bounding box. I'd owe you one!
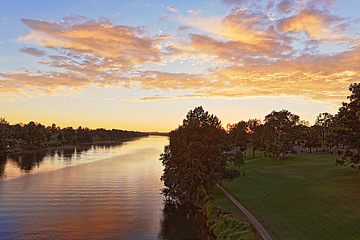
[213,153,360,240]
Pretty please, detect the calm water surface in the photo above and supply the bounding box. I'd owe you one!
[0,136,214,240]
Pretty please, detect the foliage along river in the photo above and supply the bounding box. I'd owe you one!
[0,136,214,239]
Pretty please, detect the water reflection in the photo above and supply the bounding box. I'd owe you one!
[0,139,166,239]
[0,140,131,180]
[0,154,6,176]
[9,151,47,172]
[159,202,216,240]
[0,136,214,239]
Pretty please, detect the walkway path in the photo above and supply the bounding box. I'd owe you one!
[216,184,273,240]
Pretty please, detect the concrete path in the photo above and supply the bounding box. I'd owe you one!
[216,184,273,240]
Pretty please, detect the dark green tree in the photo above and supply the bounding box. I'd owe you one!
[20,121,47,148]
[0,118,9,152]
[247,119,262,157]
[232,150,244,171]
[301,125,321,153]
[334,83,360,168]
[315,112,334,151]
[227,121,249,157]
[160,106,232,204]
[60,127,77,144]
[263,110,300,164]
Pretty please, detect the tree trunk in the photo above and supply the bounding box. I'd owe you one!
[277,155,280,165]
[252,148,255,157]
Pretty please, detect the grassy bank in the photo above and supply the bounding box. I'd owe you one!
[214,152,360,240]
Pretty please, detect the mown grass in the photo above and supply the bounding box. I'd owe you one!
[213,152,360,240]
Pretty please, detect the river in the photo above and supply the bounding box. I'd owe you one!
[0,136,214,240]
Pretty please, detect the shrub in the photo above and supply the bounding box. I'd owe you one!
[203,202,255,240]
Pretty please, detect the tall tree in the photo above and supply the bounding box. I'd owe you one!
[160,106,232,204]
[227,121,249,157]
[334,83,360,168]
[263,110,300,164]
[247,119,262,157]
[315,112,334,151]
[301,125,321,153]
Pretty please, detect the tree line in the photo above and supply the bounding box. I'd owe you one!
[0,120,149,153]
[160,83,360,204]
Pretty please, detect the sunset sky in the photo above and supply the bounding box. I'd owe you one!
[1,0,360,132]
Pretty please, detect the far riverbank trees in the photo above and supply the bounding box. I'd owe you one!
[0,120,148,153]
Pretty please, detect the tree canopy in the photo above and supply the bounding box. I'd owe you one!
[263,110,300,164]
[334,83,360,168]
[0,119,148,153]
[160,106,234,204]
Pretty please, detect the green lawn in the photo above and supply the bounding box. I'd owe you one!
[213,152,360,240]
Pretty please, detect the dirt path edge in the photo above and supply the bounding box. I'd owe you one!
[216,184,273,240]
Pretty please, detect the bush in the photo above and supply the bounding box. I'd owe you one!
[203,202,255,240]
[211,214,252,239]
[204,203,222,225]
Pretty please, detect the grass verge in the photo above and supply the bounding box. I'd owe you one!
[216,152,360,240]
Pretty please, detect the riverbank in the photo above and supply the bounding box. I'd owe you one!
[0,120,151,156]
[215,152,360,239]
[0,136,148,156]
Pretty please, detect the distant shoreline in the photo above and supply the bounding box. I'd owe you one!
[0,136,145,156]
[0,131,169,156]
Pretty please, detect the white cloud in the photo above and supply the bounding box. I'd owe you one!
[167,6,178,13]
[187,8,202,15]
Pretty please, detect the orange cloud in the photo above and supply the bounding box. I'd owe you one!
[19,18,168,68]
[122,44,360,103]
[121,44,360,103]
[0,17,178,98]
[219,10,271,45]
[123,71,208,90]
[174,8,294,63]
[200,45,360,103]
[278,9,344,39]
[1,5,359,106]
[185,33,291,62]
[0,71,94,100]
[178,8,276,46]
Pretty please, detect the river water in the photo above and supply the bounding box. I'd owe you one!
[0,136,214,240]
